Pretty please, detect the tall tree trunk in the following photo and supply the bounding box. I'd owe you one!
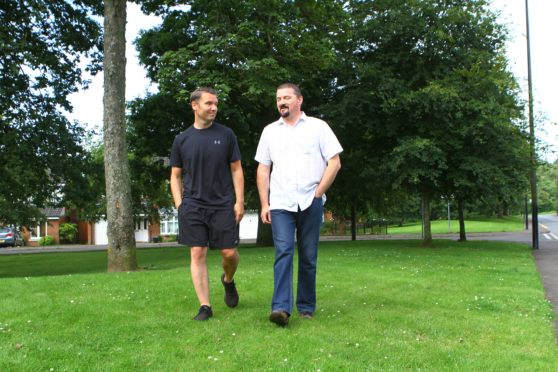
[457,198,467,242]
[421,193,432,247]
[103,0,137,272]
[350,202,356,241]
[256,210,274,246]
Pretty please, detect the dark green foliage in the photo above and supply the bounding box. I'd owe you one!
[129,0,530,243]
[38,235,55,246]
[325,0,529,242]
[131,0,347,214]
[537,161,558,213]
[59,223,78,244]
[0,0,103,226]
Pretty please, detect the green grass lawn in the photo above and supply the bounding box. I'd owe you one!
[1,240,557,370]
[388,215,526,235]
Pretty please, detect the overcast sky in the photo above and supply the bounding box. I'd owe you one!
[65,3,161,137]
[490,0,558,162]
[66,1,557,161]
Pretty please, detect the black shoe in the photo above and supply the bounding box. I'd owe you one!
[269,311,289,327]
[300,311,314,319]
[221,273,239,308]
[193,305,213,321]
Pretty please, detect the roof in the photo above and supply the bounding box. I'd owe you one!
[40,208,66,218]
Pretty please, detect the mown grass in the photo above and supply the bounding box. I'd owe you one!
[1,240,557,370]
[389,215,525,235]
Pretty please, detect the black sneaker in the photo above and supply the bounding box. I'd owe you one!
[193,305,213,321]
[269,311,289,327]
[221,273,239,308]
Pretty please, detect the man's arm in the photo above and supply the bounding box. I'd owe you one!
[170,166,183,208]
[230,160,245,224]
[314,154,341,198]
[256,163,272,224]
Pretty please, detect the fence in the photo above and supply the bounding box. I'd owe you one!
[321,219,389,236]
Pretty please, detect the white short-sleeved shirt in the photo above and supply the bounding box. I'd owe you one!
[255,113,343,212]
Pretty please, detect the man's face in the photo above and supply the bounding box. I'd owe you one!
[192,92,218,124]
[276,87,302,118]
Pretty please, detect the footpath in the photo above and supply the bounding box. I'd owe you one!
[0,231,532,255]
[2,229,558,333]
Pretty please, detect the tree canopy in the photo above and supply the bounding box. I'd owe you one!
[128,0,531,245]
[0,0,103,226]
[130,0,347,213]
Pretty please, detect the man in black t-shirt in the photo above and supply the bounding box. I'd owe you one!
[170,87,245,321]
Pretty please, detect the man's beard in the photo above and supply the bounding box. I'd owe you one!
[280,105,290,118]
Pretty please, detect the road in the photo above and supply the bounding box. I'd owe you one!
[532,214,558,332]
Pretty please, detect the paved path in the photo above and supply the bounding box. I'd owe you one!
[531,215,558,333]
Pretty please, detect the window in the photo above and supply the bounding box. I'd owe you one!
[160,215,179,235]
[29,222,46,240]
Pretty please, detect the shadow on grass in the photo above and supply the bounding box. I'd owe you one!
[0,247,191,278]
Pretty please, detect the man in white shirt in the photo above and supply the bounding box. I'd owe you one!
[255,83,342,326]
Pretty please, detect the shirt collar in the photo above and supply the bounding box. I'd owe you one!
[279,112,307,127]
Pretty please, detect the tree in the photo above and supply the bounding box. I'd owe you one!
[0,0,102,227]
[129,0,530,247]
[330,0,528,245]
[127,93,190,221]
[538,161,558,213]
[132,0,347,244]
[104,0,137,271]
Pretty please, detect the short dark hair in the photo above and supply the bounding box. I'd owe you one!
[277,83,302,97]
[190,87,218,103]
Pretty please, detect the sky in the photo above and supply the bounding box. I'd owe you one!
[490,0,558,162]
[67,1,557,161]
[65,3,161,137]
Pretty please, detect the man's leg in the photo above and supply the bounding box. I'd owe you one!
[220,248,240,308]
[296,197,323,314]
[190,246,210,306]
[221,248,239,282]
[270,209,296,314]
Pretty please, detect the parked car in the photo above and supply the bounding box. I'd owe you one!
[0,227,24,247]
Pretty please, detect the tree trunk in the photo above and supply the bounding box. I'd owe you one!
[103,0,137,272]
[350,203,356,241]
[421,193,432,247]
[496,203,504,218]
[457,198,467,242]
[256,212,274,246]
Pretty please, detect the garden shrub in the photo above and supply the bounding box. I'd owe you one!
[59,223,78,244]
[164,235,178,242]
[39,235,55,246]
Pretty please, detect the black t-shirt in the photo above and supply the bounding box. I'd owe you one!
[170,123,241,209]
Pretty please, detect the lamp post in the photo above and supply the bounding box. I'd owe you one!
[525,0,539,249]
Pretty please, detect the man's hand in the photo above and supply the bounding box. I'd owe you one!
[234,202,245,224]
[260,204,271,224]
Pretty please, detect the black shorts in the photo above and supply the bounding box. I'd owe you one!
[178,203,239,249]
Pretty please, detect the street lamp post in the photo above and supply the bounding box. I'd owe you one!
[525,0,539,249]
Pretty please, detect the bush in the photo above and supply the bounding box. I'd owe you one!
[163,235,178,242]
[59,223,78,244]
[39,235,55,246]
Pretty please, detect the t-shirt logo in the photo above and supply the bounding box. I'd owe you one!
[214,140,221,145]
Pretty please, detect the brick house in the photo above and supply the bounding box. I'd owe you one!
[22,207,69,247]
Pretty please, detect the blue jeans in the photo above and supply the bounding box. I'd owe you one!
[270,197,323,314]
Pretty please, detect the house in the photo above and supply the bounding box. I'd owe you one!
[92,216,155,245]
[21,208,259,246]
[91,210,259,245]
[23,208,64,246]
